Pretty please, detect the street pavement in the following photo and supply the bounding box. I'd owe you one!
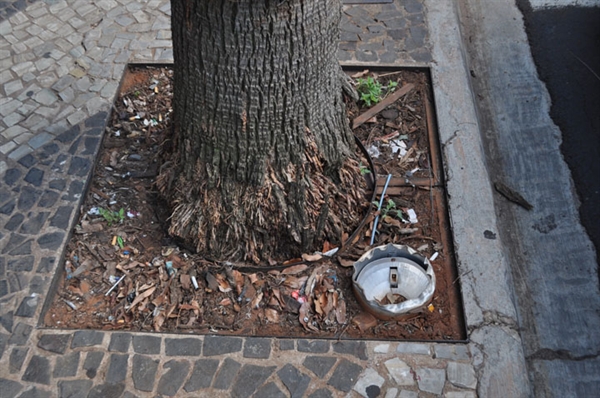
[0,0,593,396]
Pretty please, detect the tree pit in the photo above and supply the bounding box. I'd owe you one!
[43,65,466,342]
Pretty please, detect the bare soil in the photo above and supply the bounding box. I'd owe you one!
[44,66,465,341]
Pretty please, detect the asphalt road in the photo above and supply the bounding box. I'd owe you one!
[518,1,600,261]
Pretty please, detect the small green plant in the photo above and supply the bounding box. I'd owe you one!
[116,235,125,249]
[359,162,371,175]
[98,207,125,226]
[373,198,404,220]
[356,77,400,107]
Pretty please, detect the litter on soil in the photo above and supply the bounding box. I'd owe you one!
[44,66,465,341]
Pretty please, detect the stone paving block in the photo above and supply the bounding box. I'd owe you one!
[88,383,126,398]
[36,256,55,273]
[165,337,201,356]
[327,359,363,392]
[231,364,276,398]
[49,206,72,229]
[58,380,93,398]
[213,358,241,390]
[398,390,418,398]
[106,353,129,384]
[37,333,70,354]
[255,382,287,398]
[445,391,477,398]
[22,355,51,385]
[0,333,7,359]
[434,344,470,361]
[0,312,14,333]
[8,145,32,160]
[157,359,190,396]
[243,337,271,359]
[21,212,49,234]
[132,335,161,355]
[9,347,28,373]
[109,332,131,352]
[303,356,337,379]
[53,351,80,378]
[37,231,65,250]
[385,358,415,386]
[83,351,104,379]
[332,341,368,360]
[415,368,446,395]
[279,339,294,350]
[132,354,159,392]
[14,386,51,398]
[0,378,23,398]
[8,322,32,345]
[353,368,385,398]
[297,339,329,353]
[14,295,39,317]
[203,335,242,356]
[184,359,219,392]
[447,361,477,389]
[278,364,311,398]
[308,388,333,398]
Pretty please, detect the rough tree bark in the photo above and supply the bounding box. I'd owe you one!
[160,0,367,263]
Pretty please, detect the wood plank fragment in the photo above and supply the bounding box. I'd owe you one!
[353,83,415,129]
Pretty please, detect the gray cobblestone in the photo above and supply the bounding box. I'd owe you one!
[184,359,219,392]
[83,351,104,379]
[132,354,159,392]
[53,352,80,378]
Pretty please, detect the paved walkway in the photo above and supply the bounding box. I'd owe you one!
[0,1,524,397]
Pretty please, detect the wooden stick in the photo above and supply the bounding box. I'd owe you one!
[353,83,415,129]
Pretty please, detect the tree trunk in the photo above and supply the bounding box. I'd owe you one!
[161,0,367,263]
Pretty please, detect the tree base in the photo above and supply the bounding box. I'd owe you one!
[157,139,368,264]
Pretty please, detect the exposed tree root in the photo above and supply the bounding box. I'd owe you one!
[157,136,368,264]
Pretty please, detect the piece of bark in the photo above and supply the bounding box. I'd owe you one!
[353,83,415,129]
[494,181,533,210]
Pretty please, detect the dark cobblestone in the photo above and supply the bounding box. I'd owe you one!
[184,359,219,392]
[67,156,91,176]
[9,322,32,345]
[5,214,25,231]
[62,180,84,201]
[68,137,82,155]
[88,383,126,398]
[327,359,363,392]
[109,332,131,352]
[83,351,104,379]
[4,168,21,186]
[332,341,368,360]
[15,295,40,318]
[278,364,311,398]
[24,168,44,186]
[17,154,37,168]
[9,347,28,373]
[3,234,27,255]
[28,276,47,294]
[37,231,65,250]
[17,386,51,398]
[58,379,93,398]
[6,256,35,272]
[106,353,129,383]
[243,337,271,359]
[0,333,7,359]
[53,352,80,378]
[18,186,41,211]
[297,339,329,353]
[255,382,287,398]
[279,339,294,350]
[71,330,104,348]
[231,364,276,398]
[56,125,80,144]
[36,257,55,273]
[203,335,242,356]
[0,199,16,215]
[85,112,108,128]
[0,311,14,332]
[132,354,159,392]
[0,378,23,398]
[20,212,49,234]
[308,388,334,398]
[132,335,161,354]
[0,280,8,298]
[48,179,66,191]
[82,136,100,155]
[22,355,51,385]
[165,337,201,356]
[8,273,28,293]
[49,205,72,229]
[213,358,241,390]
[38,333,71,354]
[157,359,190,396]
[303,356,337,379]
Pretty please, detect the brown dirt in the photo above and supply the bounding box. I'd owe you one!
[44,65,465,341]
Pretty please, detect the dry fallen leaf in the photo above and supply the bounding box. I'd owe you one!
[352,311,377,332]
[129,286,156,310]
[301,253,322,262]
[281,264,308,275]
[205,272,219,290]
[180,274,192,290]
[338,258,355,268]
[265,308,280,323]
[251,291,263,309]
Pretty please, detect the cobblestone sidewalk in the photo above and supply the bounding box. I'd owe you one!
[0,1,480,397]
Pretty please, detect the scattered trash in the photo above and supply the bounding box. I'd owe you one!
[105,274,126,296]
[407,209,418,224]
